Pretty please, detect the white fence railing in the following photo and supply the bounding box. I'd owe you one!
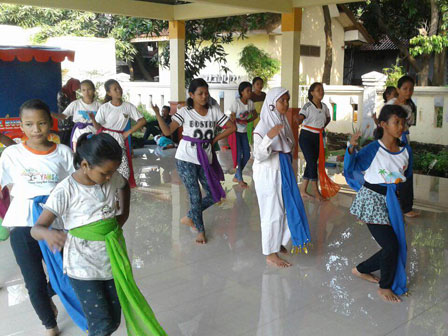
[120,81,448,145]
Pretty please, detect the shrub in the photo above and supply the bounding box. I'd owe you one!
[239,44,280,83]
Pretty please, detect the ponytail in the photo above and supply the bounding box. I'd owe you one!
[74,133,122,169]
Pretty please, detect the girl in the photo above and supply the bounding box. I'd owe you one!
[228,81,258,188]
[372,86,398,125]
[345,104,410,303]
[247,76,266,144]
[31,133,166,336]
[0,99,74,336]
[253,88,310,268]
[52,79,101,151]
[95,79,147,187]
[298,82,340,201]
[155,78,236,244]
[387,75,419,218]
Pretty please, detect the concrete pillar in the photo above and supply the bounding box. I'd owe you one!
[168,20,186,113]
[361,71,387,137]
[281,8,302,159]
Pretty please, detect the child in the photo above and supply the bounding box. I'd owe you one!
[0,133,15,241]
[154,134,175,149]
[52,79,101,151]
[372,86,398,125]
[387,75,419,218]
[247,76,266,144]
[228,81,258,188]
[31,133,166,336]
[155,78,236,244]
[0,99,75,336]
[253,87,310,268]
[345,104,410,303]
[95,79,147,187]
[297,82,340,201]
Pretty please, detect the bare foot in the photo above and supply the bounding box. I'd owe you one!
[196,232,207,244]
[238,181,248,189]
[181,216,196,230]
[377,288,401,303]
[266,253,291,268]
[46,326,60,336]
[404,210,420,218]
[300,191,314,200]
[233,177,239,183]
[279,246,288,255]
[352,267,379,284]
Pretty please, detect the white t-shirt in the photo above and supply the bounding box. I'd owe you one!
[228,98,254,133]
[364,140,409,184]
[63,99,102,144]
[386,98,415,129]
[44,172,126,280]
[95,101,143,147]
[300,101,330,133]
[0,143,74,227]
[172,105,229,165]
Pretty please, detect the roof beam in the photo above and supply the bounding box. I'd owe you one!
[0,0,175,20]
[293,0,362,7]
[187,0,293,13]
[173,2,265,20]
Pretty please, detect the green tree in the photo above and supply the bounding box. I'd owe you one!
[0,4,279,84]
[238,44,280,84]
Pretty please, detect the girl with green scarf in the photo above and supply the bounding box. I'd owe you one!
[31,132,166,336]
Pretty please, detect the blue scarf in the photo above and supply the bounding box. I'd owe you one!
[344,147,408,295]
[32,196,88,331]
[279,153,311,252]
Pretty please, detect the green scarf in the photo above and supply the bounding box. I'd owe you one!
[70,218,167,336]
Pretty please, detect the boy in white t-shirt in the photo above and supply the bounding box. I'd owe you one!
[0,99,74,336]
[228,81,258,188]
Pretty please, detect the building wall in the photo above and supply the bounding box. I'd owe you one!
[45,36,117,80]
[158,6,346,87]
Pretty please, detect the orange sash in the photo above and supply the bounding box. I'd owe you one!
[302,125,340,198]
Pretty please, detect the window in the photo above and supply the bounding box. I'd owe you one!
[300,45,320,57]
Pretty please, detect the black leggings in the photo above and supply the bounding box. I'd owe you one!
[10,227,57,329]
[299,129,320,181]
[356,224,399,289]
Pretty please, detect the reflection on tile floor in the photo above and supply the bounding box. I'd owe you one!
[1,147,447,336]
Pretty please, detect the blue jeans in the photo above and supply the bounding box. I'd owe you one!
[235,132,250,181]
[69,278,121,336]
[10,227,57,329]
[176,159,215,232]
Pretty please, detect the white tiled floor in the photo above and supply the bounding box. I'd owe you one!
[0,147,447,336]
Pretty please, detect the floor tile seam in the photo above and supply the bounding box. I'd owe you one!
[381,299,444,336]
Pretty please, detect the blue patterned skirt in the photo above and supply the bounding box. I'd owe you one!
[350,186,390,225]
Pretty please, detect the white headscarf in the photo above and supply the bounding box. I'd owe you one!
[253,87,294,153]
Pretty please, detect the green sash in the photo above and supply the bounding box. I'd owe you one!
[70,218,167,336]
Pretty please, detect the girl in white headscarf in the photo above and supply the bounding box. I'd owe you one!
[253,87,307,268]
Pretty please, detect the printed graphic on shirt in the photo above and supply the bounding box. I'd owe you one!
[78,110,96,120]
[378,168,406,184]
[21,168,58,184]
[237,111,250,125]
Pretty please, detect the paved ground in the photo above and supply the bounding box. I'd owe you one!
[0,146,447,336]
